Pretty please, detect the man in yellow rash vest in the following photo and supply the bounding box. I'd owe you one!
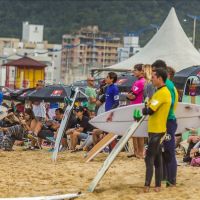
[142,68,171,192]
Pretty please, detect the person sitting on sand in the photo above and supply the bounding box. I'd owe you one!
[66,106,93,152]
[183,133,200,163]
[28,108,64,150]
[0,108,37,151]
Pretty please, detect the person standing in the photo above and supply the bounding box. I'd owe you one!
[126,64,145,159]
[142,68,171,192]
[104,72,119,150]
[152,60,178,187]
[85,77,97,116]
[105,72,119,112]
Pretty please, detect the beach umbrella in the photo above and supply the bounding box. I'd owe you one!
[174,66,200,90]
[4,88,35,102]
[17,88,36,101]
[26,84,73,102]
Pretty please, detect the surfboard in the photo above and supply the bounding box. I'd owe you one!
[88,116,146,192]
[52,88,80,162]
[0,105,8,120]
[89,102,200,137]
[0,192,82,200]
[85,133,117,163]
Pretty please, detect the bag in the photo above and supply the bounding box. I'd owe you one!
[190,156,200,166]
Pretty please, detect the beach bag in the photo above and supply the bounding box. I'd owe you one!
[190,156,200,167]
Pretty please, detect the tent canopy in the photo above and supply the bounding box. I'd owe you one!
[108,7,200,72]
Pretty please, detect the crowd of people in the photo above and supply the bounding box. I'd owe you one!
[0,60,200,193]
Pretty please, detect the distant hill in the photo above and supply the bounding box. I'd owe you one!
[0,0,200,47]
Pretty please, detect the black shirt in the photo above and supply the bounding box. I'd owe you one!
[71,115,93,133]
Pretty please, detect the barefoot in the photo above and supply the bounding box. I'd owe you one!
[143,186,150,193]
[154,187,161,192]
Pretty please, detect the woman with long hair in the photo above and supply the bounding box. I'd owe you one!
[1,108,37,151]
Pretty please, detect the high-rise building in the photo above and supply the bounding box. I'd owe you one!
[61,26,121,84]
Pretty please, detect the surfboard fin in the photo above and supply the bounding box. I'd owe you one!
[133,109,143,122]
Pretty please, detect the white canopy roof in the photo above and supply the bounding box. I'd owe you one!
[108,7,200,72]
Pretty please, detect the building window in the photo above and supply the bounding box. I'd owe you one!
[34,27,38,32]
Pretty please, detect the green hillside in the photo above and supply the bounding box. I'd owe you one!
[0,0,200,47]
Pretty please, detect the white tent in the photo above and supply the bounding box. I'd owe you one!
[108,7,200,72]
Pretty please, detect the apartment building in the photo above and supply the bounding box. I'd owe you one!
[0,22,62,87]
[61,26,122,84]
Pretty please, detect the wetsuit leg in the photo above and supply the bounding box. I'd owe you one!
[145,133,164,186]
[163,120,177,186]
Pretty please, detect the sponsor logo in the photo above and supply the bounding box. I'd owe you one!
[165,134,171,141]
[51,90,63,97]
[151,99,159,106]
[114,95,119,100]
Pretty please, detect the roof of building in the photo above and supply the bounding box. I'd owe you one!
[3,56,47,68]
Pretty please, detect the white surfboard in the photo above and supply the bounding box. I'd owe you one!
[90,103,200,137]
[0,105,8,120]
[0,192,82,200]
[52,88,80,162]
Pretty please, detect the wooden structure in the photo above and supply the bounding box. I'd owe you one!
[3,56,46,89]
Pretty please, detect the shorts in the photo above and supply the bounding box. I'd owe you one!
[78,132,88,140]
[38,130,54,139]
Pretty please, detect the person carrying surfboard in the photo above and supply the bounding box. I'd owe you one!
[142,68,171,192]
[152,60,178,187]
[126,64,145,159]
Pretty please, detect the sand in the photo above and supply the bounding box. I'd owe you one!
[0,147,199,200]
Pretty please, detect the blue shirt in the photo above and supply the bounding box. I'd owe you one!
[0,92,3,105]
[105,84,119,111]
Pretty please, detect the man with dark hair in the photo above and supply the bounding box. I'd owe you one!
[152,60,178,187]
[152,59,167,70]
[37,108,64,141]
[142,68,171,192]
[66,106,93,151]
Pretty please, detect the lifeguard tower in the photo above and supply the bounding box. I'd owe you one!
[3,56,46,89]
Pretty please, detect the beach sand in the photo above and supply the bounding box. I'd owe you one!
[0,147,199,200]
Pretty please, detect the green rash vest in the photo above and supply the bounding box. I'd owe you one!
[165,79,178,120]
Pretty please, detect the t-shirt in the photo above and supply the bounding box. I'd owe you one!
[85,86,97,111]
[165,79,178,120]
[0,92,3,105]
[105,84,119,111]
[130,77,145,105]
[32,102,46,118]
[71,115,92,133]
[148,85,171,133]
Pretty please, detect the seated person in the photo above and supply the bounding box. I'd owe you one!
[66,106,92,151]
[0,108,37,151]
[190,141,200,158]
[183,134,200,162]
[37,108,64,141]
